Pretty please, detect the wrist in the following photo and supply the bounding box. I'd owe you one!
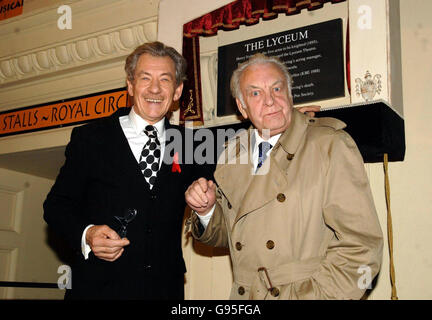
[195,205,214,216]
[84,224,96,245]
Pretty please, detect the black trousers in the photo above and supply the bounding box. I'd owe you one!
[64,270,185,300]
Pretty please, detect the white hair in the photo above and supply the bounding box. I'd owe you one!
[230,53,293,107]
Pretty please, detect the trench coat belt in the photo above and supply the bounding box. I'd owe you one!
[234,256,324,289]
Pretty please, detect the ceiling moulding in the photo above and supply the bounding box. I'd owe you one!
[0,0,158,110]
[0,0,158,54]
[0,19,157,86]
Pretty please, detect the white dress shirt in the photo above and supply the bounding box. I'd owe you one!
[196,129,281,228]
[81,108,166,259]
[120,108,166,165]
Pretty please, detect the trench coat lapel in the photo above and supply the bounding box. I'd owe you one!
[214,128,254,209]
[220,109,310,223]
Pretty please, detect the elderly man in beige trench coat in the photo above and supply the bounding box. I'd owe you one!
[185,53,383,300]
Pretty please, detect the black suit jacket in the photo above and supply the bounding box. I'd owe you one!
[43,107,214,299]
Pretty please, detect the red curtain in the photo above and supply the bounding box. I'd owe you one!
[180,0,348,125]
[183,0,346,38]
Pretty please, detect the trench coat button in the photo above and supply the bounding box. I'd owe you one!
[238,286,245,295]
[235,242,242,251]
[309,119,316,123]
[277,193,286,202]
[227,202,232,209]
[286,153,294,160]
[270,287,280,297]
[266,240,275,250]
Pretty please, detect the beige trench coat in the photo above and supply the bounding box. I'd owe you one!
[191,109,383,300]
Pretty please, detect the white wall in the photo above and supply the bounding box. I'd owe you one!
[0,168,65,299]
[368,0,432,299]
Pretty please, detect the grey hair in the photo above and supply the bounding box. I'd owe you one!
[230,53,293,107]
[125,41,187,86]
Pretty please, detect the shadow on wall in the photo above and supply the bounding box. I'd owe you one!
[361,273,380,300]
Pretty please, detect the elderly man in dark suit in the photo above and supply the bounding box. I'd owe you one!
[44,41,212,300]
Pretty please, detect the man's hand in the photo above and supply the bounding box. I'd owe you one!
[185,178,216,215]
[85,225,130,262]
[297,105,321,117]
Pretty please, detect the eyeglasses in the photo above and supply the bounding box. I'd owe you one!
[114,208,137,238]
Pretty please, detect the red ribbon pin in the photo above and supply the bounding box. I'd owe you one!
[172,152,181,173]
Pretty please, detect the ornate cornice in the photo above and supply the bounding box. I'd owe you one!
[0,0,159,111]
[0,19,157,85]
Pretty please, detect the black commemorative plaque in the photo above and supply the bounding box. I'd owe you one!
[217,19,345,116]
